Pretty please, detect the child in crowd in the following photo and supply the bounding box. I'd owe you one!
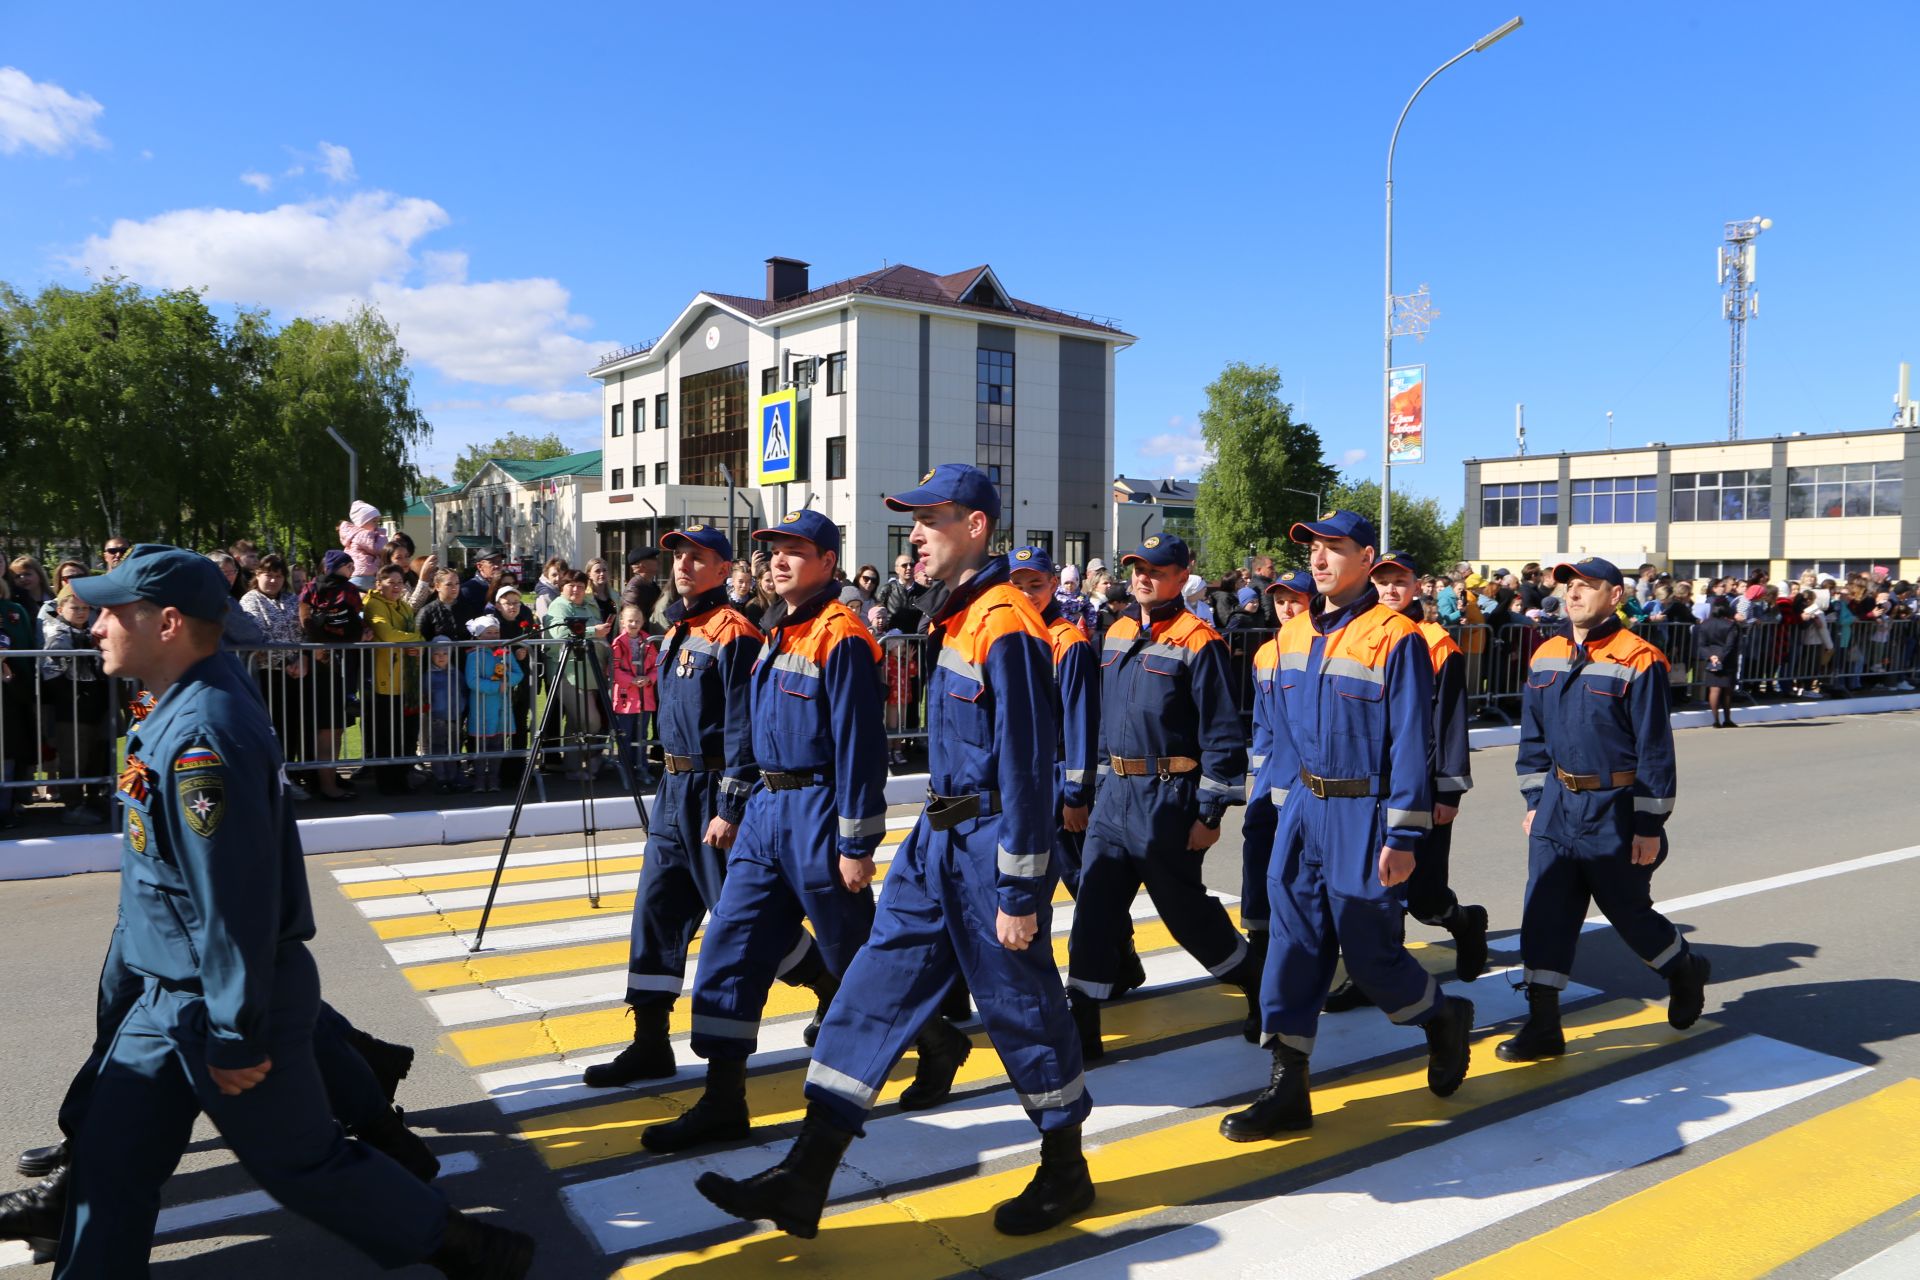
[338,500,389,591]
[463,615,521,792]
[425,637,468,793]
[40,589,108,824]
[609,603,658,786]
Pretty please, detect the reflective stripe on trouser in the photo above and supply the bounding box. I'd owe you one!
[686,786,876,1062]
[803,819,1090,1137]
[1405,818,1459,927]
[57,947,448,1277]
[1260,792,1441,1048]
[624,770,814,1007]
[1239,789,1277,933]
[1068,774,1247,999]
[1520,826,1684,987]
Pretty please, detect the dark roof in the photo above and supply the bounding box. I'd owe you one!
[1113,475,1199,504]
[702,262,1127,337]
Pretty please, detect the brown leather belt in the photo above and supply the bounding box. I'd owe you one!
[1554,766,1637,793]
[663,752,725,775]
[1299,767,1376,799]
[1109,755,1200,779]
[763,769,831,791]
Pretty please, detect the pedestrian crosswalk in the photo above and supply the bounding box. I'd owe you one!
[319,813,1920,1279]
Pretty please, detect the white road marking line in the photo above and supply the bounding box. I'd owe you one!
[1580,844,1920,933]
[1035,1036,1867,1279]
[1836,1229,1920,1279]
[356,872,644,919]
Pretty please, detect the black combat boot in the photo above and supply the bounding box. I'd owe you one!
[353,1104,440,1183]
[15,1140,65,1179]
[1219,1043,1312,1140]
[0,1161,66,1261]
[1238,931,1270,1043]
[640,1058,751,1153]
[342,1025,415,1103]
[428,1208,535,1279]
[993,1124,1095,1235]
[1423,995,1475,1097]
[1666,951,1711,1030]
[941,975,974,1022]
[1322,978,1374,1012]
[1448,904,1491,983]
[1495,984,1565,1061]
[781,946,839,1049]
[1068,988,1104,1062]
[694,1101,854,1239]
[899,1017,973,1111]
[1222,947,1264,1045]
[1110,944,1148,1001]
[583,1004,677,1086]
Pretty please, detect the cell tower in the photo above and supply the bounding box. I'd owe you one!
[1718,216,1771,440]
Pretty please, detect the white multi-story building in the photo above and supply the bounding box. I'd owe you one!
[580,257,1134,572]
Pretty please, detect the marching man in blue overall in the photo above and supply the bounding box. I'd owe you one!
[1499,557,1710,1060]
[55,546,532,1278]
[696,464,1094,1240]
[642,510,969,1154]
[584,523,837,1088]
[1224,513,1475,1140]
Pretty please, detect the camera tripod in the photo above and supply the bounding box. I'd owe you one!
[470,628,650,951]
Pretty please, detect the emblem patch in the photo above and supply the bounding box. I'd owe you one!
[177,772,224,838]
[1014,548,1032,561]
[127,810,148,854]
[686,523,706,532]
[782,511,802,524]
[174,747,223,772]
[1144,536,1161,549]
[922,469,936,484]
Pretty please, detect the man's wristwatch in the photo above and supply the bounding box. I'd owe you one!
[1199,813,1222,831]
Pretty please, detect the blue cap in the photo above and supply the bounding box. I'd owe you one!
[1268,568,1316,598]
[1121,534,1191,570]
[1289,509,1378,550]
[1553,556,1624,587]
[1370,550,1421,580]
[69,544,231,622]
[884,463,1002,521]
[753,508,841,557]
[1008,545,1056,576]
[1235,586,1258,606]
[661,523,734,562]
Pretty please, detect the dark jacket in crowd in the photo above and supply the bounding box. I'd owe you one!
[416,599,465,644]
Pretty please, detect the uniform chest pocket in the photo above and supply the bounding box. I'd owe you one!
[1583,675,1628,698]
[1141,652,1185,678]
[1527,668,1560,690]
[1332,676,1384,703]
[677,650,716,679]
[776,673,815,700]
[941,674,992,747]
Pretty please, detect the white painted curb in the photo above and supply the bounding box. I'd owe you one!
[1464,690,1920,749]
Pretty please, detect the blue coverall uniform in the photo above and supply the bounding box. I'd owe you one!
[1406,620,1474,926]
[1516,615,1690,987]
[56,653,447,1277]
[1253,588,1441,1051]
[804,556,1089,1135]
[1068,599,1249,1000]
[1043,604,1099,895]
[686,587,887,1063]
[619,586,822,1006]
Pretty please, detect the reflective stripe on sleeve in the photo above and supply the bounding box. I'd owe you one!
[1199,775,1244,801]
[1385,807,1433,831]
[1634,795,1677,815]
[997,845,1049,878]
[1270,786,1289,805]
[1436,774,1474,792]
[1518,772,1548,791]
[839,813,886,839]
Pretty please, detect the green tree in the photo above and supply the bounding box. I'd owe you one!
[451,430,570,484]
[1192,362,1337,577]
[1323,474,1464,575]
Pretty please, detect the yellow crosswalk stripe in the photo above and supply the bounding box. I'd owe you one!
[612,998,1684,1278]
[1440,1078,1920,1280]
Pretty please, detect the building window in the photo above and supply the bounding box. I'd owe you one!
[1064,531,1090,569]
[1480,481,1558,528]
[632,398,645,432]
[654,462,667,485]
[1677,560,1767,583]
[610,403,623,437]
[1024,531,1053,557]
[1787,461,1902,518]
[1570,475,1655,524]
[826,351,847,395]
[761,367,779,396]
[887,525,914,569]
[977,348,1015,526]
[826,436,846,480]
[1672,469,1770,522]
[678,362,748,487]
[837,525,848,557]
[654,394,669,432]
[610,468,624,491]
[1787,560,1876,582]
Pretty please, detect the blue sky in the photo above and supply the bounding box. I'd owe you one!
[5,2,1918,510]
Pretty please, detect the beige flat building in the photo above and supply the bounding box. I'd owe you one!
[1463,427,1919,583]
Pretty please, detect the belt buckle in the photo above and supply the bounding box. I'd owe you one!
[1155,758,1172,782]
[1306,774,1327,800]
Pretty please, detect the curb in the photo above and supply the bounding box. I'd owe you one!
[1464,690,1920,750]
[0,775,939,882]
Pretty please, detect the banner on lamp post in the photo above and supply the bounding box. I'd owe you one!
[1388,364,1426,465]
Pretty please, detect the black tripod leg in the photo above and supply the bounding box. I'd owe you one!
[578,638,651,838]
[470,648,575,952]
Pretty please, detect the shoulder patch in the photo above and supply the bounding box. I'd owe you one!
[177,771,224,838]
[174,747,223,773]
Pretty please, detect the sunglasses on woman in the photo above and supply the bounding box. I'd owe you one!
[104,545,130,557]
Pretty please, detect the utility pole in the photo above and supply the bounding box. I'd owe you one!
[1719,216,1772,441]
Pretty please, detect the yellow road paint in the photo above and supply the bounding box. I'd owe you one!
[1441,1078,1920,1280]
[613,999,1685,1278]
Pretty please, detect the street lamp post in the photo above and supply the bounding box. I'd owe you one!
[1381,15,1523,553]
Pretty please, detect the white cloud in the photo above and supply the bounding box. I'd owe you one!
[1137,423,1213,476]
[503,390,599,422]
[1339,448,1367,467]
[239,170,272,193]
[317,141,355,183]
[0,66,106,156]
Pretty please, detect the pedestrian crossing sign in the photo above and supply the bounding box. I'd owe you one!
[756,389,799,485]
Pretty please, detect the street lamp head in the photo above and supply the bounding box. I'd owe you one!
[1473,15,1524,51]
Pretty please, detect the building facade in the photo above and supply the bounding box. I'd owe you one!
[1464,428,1919,582]
[580,258,1133,571]
[426,451,602,569]
[1110,475,1198,563]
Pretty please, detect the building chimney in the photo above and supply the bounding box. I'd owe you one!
[765,257,810,302]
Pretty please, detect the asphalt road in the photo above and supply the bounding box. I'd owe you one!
[2,709,1916,1277]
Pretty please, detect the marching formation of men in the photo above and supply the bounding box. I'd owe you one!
[0,471,1713,1272]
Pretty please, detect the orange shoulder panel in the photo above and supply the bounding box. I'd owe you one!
[1166,609,1223,652]
[1420,622,1463,663]
[1598,626,1670,672]
[1276,611,1316,653]
[1253,635,1283,673]
[1048,615,1089,665]
[1531,634,1576,663]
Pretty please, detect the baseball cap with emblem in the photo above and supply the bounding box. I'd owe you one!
[660,523,733,561]
[884,462,1002,521]
[1370,550,1422,580]
[1009,545,1056,577]
[1121,533,1191,570]
[69,544,231,622]
[1552,556,1625,587]
[752,508,841,557]
[1289,509,1378,549]
[1267,568,1316,598]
